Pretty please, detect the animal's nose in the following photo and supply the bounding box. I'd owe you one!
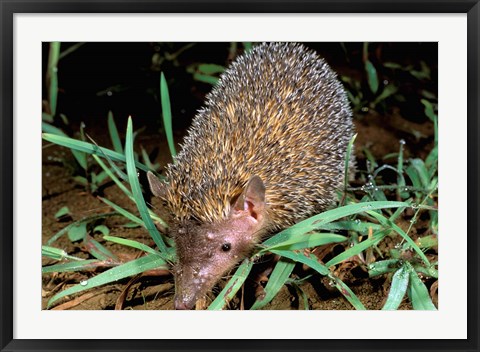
[174,296,194,310]
[174,300,189,310]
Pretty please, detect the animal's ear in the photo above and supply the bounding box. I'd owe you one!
[147,171,166,198]
[232,175,266,221]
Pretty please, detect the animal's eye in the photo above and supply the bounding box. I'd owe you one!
[222,243,231,252]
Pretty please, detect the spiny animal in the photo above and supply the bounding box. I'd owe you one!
[148,42,354,310]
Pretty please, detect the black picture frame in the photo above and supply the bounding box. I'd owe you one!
[1,1,479,351]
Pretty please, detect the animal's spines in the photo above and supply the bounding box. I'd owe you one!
[163,42,354,230]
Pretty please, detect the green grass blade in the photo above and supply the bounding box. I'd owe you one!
[54,206,70,220]
[94,155,169,230]
[47,42,60,116]
[406,263,437,310]
[42,121,65,136]
[92,154,132,198]
[197,63,225,74]
[125,117,168,254]
[344,133,357,191]
[425,146,438,179]
[397,140,409,199]
[42,112,54,123]
[104,235,160,256]
[208,259,254,310]
[421,99,438,145]
[382,265,409,310]
[409,159,430,189]
[47,254,167,308]
[193,73,219,85]
[250,259,295,310]
[289,282,310,310]
[263,201,409,248]
[42,133,149,172]
[46,212,118,245]
[243,42,253,52]
[405,165,422,189]
[262,233,347,252]
[365,60,379,94]
[42,259,109,274]
[58,42,86,60]
[366,210,430,266]
[42,245,84,261]
[325,229,389,267]
[160,72,177,158]
[99,197,144,227]
[368,259,401,277]
[269,249,330,276]
[321,220,382,234]
[415,235,438,249]
[83,235,119,261]
[107,110,123,154]
[372,84,398,105]
[330,275,366,310]
[413,264,438,279]
[67,222,87,242]
[42,123,88,170]
[141,146,159,171]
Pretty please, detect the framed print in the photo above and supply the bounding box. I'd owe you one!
[1,1,479,351]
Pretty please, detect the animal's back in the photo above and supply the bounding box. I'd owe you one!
[164,42,354,231]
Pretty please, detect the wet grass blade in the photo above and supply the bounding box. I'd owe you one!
[160,72,177,158]
[125,117,168,254]
[263,201,409,248]
[325,229,390,267]
[42,133,149,172]
[368,259,401,277]
[269,249,330,276]
[104,235,160,256]
[42,245,84,261]
[366,210,430,266]
[382,265,409,310]
[415,235,438,249]
[108,110,123,154]
[83,235,119,262]
[409,159,430,189]
[208,259,254,310]
[262,233,347,252]
[321,220,381,234]
[47,254,167,308]
[250,259,295,310]
[42,123,87,170]
[407,263,437,310]
[330,276,366,310]
[42,259,110,274]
